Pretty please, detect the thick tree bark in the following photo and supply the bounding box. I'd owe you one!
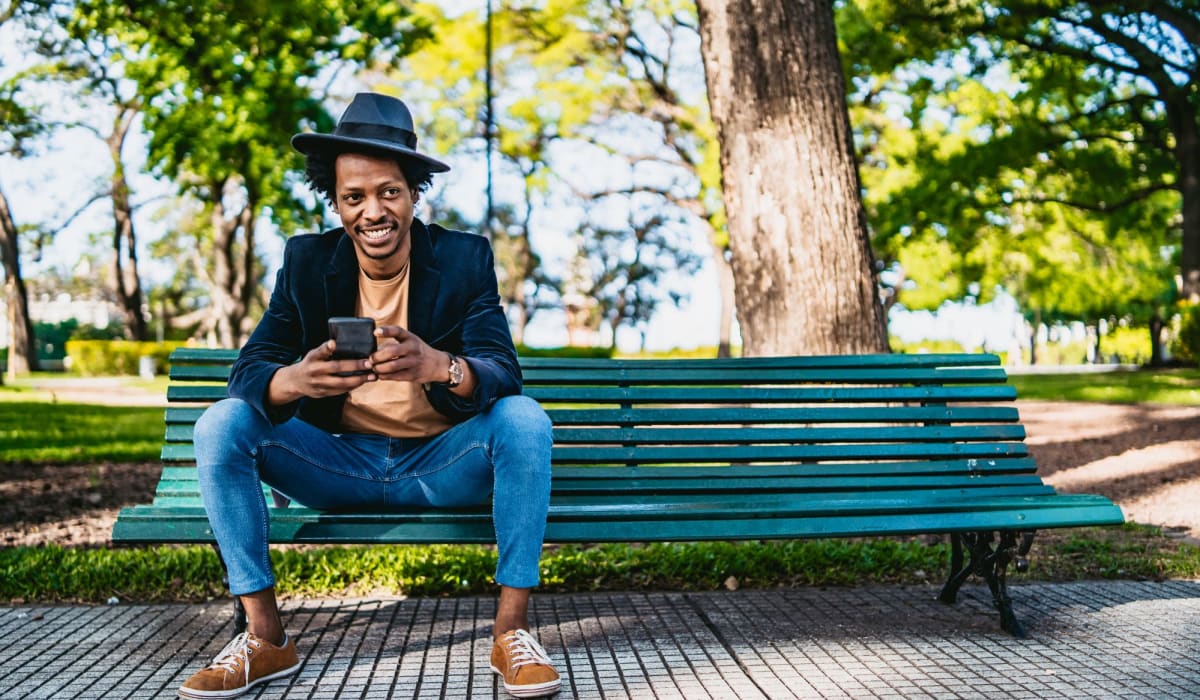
[108,107,148,341]
[695,0,888,355]
[0,185,37,376]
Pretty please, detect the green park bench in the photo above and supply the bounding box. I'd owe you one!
[112,347,1125,637]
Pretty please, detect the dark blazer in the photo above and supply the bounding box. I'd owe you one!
[228,219,522,431]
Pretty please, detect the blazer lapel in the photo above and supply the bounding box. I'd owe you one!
[407,219,441,340]
[324,230,359,321]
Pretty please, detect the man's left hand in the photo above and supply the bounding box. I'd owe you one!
[370,325,446,384]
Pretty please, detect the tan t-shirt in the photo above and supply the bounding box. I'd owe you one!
[339,262,455,438]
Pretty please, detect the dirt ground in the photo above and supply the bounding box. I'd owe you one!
[1,399,1198,548]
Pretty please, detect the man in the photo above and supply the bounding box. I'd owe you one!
[178,92,560,699]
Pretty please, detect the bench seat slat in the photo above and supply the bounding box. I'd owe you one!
[112,494,1122,544]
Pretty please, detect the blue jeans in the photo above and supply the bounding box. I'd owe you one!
[193,395,552,595]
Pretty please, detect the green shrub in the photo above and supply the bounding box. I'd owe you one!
[1171,304,1200,365]
[65,339,185,376]
[1100,325,1149,364]
[516,344,614,358]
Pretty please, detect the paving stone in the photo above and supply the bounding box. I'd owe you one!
[1,581,1199,698]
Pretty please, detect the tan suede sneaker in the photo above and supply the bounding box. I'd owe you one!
[490,629,561,698]
[178,632,300,699]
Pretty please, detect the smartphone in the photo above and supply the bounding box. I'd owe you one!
[328,317,376,376]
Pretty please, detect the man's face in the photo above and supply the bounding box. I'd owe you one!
[333,152,417,279]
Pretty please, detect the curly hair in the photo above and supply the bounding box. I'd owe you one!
[303,147,435,205]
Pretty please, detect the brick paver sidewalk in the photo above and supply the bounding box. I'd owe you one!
[2,580,1198,699]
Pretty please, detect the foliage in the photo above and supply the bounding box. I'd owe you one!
[383,0,718,346]
[0,401,163,463]
[842,1,1190,332]
[3,524,1197,602]
[64,339,184,376]
[1008,368,1200,405]
[1170,304,1200,365]
[66,1,433,346]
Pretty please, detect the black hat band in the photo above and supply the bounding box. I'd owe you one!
[336,121,418,149]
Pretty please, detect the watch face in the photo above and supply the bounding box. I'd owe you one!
[449,355,464,386]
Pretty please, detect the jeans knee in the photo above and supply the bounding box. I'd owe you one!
[194,399,265,473]
[491,395,552,445]
[195,398,256,445]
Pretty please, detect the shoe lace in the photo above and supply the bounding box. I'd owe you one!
[207,632,262,683]
[503,629,553,670]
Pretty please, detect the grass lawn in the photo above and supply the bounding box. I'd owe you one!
[0,401,164,463]
[1008,367,1200,405]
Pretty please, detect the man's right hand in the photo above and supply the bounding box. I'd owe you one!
[267,340,375,405]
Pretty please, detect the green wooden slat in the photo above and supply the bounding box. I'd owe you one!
[519,353,1002,370]
[153,477,1051,504]
[155,458,1040,485]
[164,349,1002,370]
[162,440,1028,465]
[170,365,232,381]
[169,348,239,363]
[166,383,1019,405]
[544,406,1021,425]
[525,385,1018,404]
[164,352,1005,381]
[161,405,1023,430]
[551,441,1027,465]
[168,386,228,403]
[521,367,1008,385]
[163,423,1027,445]
[165,407,207,424]
[150,484,1056,511]
[550,425,1026,445]
[112,495,1123,544]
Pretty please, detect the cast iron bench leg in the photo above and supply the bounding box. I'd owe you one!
[938,530,1036,638]
[213,543,248,637]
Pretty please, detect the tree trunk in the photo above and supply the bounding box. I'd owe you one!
[1149,315,1165,367]
[108,107,148,341]
[206,177,257,348]
[1165,88,1200,303]
[0,185,37,377]
[695,0,888,356]
[711,238,736,357]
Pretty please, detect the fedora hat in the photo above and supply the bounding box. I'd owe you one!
[292,92,450,173]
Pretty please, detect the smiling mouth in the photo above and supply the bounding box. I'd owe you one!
[358,223,394,241]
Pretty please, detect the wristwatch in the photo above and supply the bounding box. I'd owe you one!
[445,353,464,388]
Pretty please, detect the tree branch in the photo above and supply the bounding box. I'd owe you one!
[1012,182,1176,213]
